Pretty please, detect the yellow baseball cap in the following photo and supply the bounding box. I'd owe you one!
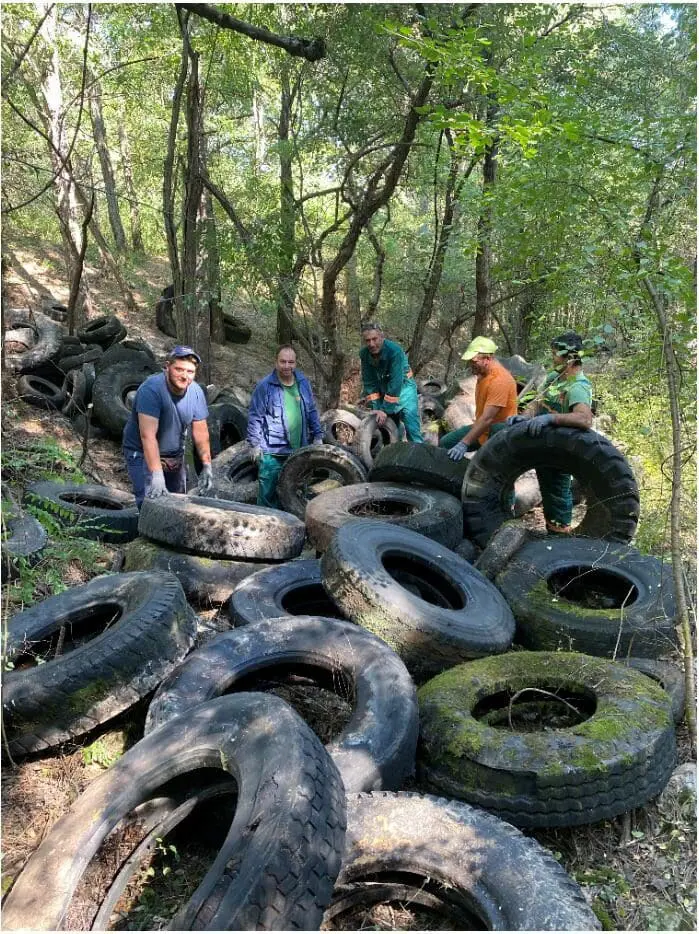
[461,336,498,361]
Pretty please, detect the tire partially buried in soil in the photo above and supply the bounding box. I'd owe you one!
[306,482,464,553]
[462,423,640,546]
[2,571,197,758]
[323,791,601,931]
[277,445,368,519]
[123,536,272,608]
[1,693,347,931]
[417,650,676,828]
[145,615,418,793]
[227,559,345,625]
[24,480,139,543]
[320,519,515,681]
[494,536,677,658]
[138,493,305,560]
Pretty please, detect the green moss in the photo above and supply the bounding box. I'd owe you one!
[525,577,630,618]
[123,537,159,570]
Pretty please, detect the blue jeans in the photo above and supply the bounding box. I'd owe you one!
[124,449,186,508]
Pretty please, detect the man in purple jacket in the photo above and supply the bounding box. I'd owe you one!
[247,345,323,508]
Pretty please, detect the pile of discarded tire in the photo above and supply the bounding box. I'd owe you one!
[2,423,682,930]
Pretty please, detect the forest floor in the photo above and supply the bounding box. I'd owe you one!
[1,235,696,931]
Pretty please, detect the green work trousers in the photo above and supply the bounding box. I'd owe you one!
[536,466,573,530]
[257,452,288,509]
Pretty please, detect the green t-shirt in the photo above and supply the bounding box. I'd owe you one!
[283,380,303,449]
[541,369,593,414]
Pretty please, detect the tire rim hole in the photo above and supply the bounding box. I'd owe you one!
[383,553,465,609]
[547,567,639,609]
[323,871,489,931]
[122,386,140,407]
[71,771,238,931]
[473,687,596,731]
[11,602,123,666]
[349,500,417,519]
[227,464,257,482]
[219,425,244,449]
[300,469,345,499]
[59,494,124,510]
[280,583,345,619]
[228,662,355,743]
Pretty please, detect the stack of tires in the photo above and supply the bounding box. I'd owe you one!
[1,404,682,930]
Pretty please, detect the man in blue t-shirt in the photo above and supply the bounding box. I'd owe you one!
[122,345,212,507]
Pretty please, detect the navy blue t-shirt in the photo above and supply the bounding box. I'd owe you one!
[122,372,208,456]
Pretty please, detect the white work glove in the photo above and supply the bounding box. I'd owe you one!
[146,470,168,499]
[311,437,324,446]
[448,441,469,461]
[249,445,262,464]
[197,463,213,494]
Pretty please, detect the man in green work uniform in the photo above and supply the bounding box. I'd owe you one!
[247,345,323,508]
[359,322,423,443]
[510,331,593,533]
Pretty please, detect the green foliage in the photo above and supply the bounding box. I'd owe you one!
[80,737,122,769]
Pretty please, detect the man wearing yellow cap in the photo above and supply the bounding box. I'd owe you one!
[439,336,517,460]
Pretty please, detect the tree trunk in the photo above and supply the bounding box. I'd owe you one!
[88,71,127,252]
[473,100,498,338]
[276,62,296,345]
[117,122,144,253]
[344,252,361,323]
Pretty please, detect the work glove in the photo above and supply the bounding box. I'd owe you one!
[146,470,168,499]
[448,440,469,461]
[197,463,213,494]
[506,414,527,426]
[311,437,324,446]
[249,445,262,464]
[526,413,555,437]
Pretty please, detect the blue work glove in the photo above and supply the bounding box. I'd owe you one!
[448,440,469,461]
[526,413,555,437]
[311,437,324,446]
[197,463,213,494]
[506,415,527,426]
[249,445,262,464]
[146,469,168,499]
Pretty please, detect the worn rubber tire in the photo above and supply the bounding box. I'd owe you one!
[350,412,399,468]
[60,363,94,418]
[146,615,418,793]
[306,482,463,553]
[462,423,640,546]
[208,440,259,503]
[10,312,63,375]
[24,480,139,543]
[223,316,252,344]
[494,537,677,658]
[92,359,159,437]
[325,791,601,931]
[475,521,532,581]
[94,342,155,374]
[138,493,305,560]
[321,409,363,446]
[419,393,445,421]
[277,446,368,519]
[3,327,35,353]
[369,441,469,499]
[417,378,447,401]
[2,693,346,931]
[77,314,127,348]
[123,536,271,608]
[320,519,515,681]
[417,650,676,828]
[1,502,48,582]
[56,344,103,373]
[228,559,345,624]
[621,657,686,724]
[188,402,249,475]
[453,538,479,564]
[2,571,197,758]
[16,374,66,410]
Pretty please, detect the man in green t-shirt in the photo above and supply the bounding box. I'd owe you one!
[247,345,323,508]
[510,331,593,533]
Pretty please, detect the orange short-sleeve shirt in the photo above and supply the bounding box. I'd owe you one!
[475,360,518,445]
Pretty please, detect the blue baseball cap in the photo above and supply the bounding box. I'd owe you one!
[169,345,202,365]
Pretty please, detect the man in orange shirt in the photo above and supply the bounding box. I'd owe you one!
[439,336,518,460]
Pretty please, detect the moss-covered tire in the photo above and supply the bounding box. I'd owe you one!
[145,615,418,793]
[350,412,399,468]
[24,480,139,543]
[306,482,464,553]
[207,440,259,503]
[123,536,271,608]
[622,657,686,725]
[2,693,346,931]
[368,441,469,500]
[494,537,677,658]
[462,423,640,546]
[417,651,676,828]
[138,493,305,560]
[228,559,345,624]
[2,571,197,758]
[277,445,368,519]
[324,791,601,931]
[320,520,515,681]
[92,360,159,438]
